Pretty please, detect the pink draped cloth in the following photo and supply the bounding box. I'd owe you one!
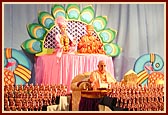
[35,53,114,93]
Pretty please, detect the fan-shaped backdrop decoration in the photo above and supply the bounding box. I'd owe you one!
[99,28,117,43]
[66,4,80,20]
[80,5,94,24]
[27,23,47,40]
[92,16,107,32]
[21,4,121,57]
[38,11,55,29]
[52,4,66,18]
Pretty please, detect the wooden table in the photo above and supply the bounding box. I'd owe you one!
[81,89,109,98]
[79,89,110,111]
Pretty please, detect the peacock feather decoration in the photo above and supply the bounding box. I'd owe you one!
[21,4,121,57]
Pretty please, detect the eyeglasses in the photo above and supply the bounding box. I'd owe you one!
[100,65,106,67]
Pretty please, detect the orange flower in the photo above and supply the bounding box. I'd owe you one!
[80,48,87,53]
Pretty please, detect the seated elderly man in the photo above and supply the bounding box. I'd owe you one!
[78,60,116,111]
[90,60,116,90]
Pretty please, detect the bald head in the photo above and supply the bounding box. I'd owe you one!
[98,60,105,65]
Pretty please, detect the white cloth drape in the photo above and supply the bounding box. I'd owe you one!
[47,96,70,111]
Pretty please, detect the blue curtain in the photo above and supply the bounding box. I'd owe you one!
[3,3,165,82]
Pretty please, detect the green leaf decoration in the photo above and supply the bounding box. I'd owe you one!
[51,4,66,19]
[27,23,47,40]
[103,43,121,57]
[21,39,42,54]
[38,11,55,29]
[92,16,107,32]
[80,5,94,24]
[99,28,117,43]
[66,4,80,20]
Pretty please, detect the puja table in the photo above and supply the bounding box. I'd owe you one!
[79,89,109,111]
[35,53,114,93]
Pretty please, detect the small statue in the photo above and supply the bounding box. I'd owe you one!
[55,16,70,53]
[78,25,105,54]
